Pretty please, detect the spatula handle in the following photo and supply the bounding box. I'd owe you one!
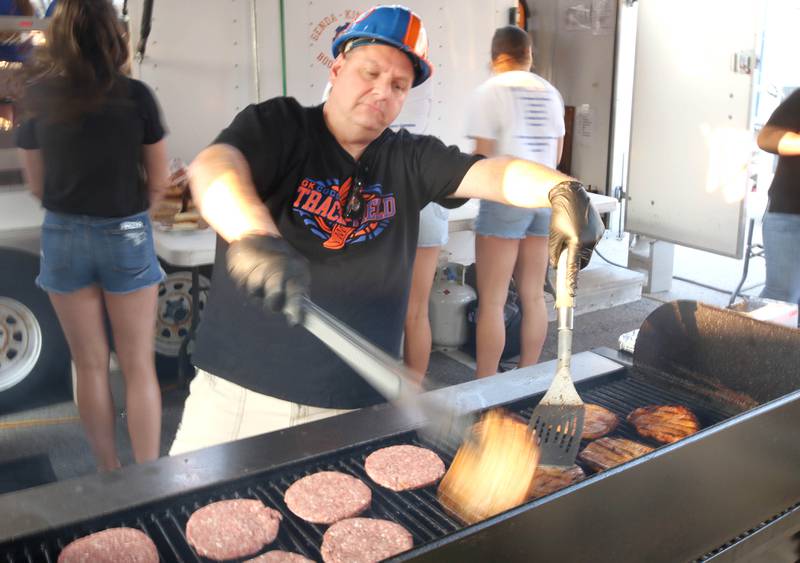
[556,249,574,371]
[555,248,574,310]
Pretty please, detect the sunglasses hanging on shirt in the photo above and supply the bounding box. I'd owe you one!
[344,163,368,220]
[343,133,387,221]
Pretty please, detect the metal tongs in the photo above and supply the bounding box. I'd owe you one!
[298,296,476,447]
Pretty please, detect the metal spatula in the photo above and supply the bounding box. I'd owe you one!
[528,249,585,466]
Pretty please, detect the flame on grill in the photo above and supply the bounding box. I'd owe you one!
[437,409,540,525]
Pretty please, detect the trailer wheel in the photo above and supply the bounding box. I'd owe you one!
[0,248,70,411]
[154,270,209,378]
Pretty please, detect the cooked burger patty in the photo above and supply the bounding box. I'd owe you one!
[365,445,445,491]
[320,517,413,563]
[185,498,281,561]
[528,464,586,500]
[284,471,371,524]
[58,527,158,563]
[627,404,701,443]
[245,551,315,562]
[577,437,655,472]
[582,403,619,440]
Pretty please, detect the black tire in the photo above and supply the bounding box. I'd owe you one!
[154,264,210,381]
[0,248,70,413]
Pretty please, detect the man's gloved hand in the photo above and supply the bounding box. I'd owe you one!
[226,233,310,325]
[548,181,605,298]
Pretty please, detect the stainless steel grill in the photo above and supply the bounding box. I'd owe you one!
[1,301,799,562]
[0,369,733,562]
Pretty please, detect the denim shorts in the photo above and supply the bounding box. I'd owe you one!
[475,200,552,239]
[760,211,800,304]
[418,203,449,247]
[37,210,165,294]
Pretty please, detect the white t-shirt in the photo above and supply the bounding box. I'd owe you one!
[465,70,565,168]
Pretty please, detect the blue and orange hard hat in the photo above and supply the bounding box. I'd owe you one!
[331,5,432,87]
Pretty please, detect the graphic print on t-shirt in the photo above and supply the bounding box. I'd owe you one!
[512,86,558,161]
[292,176,396,250]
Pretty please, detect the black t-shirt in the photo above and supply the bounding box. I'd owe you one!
[765,88,800,215]
[16,76,166,217]
[192,97,482,409]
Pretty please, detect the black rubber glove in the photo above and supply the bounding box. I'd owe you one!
[226,233,310,326]
[548,181,605,298]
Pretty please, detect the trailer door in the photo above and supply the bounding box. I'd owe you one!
[625,0,763,257]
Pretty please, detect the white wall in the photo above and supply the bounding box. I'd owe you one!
[625,0,761,257]
[282,0,514,151]
[127,0,516,162]
[128,0,267,163]
[528,0,617,194]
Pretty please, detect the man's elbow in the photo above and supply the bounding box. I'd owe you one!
[756,133,770,153]
[757,127,779,154]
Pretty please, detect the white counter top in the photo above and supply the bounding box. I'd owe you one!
[0,190,44,236]
[153,228,217,268]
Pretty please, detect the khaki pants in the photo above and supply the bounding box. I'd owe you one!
[169,369,353,456]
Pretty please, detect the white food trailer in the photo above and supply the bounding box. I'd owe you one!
[0,0,785,409]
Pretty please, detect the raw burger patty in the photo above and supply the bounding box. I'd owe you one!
[578,437,654,472]
[245,551,314,562]
[365,445,445,491]
[528,464,586,500]
[284,471,371,524]
[582,404,619,440]
[58,527,158,563]
[627,404,701,443]
[186,498,282,561]
[321,517,413,563]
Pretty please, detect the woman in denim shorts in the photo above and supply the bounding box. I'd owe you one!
[404,202,449,378]
[16,0,169,471]
[466,26,566,377]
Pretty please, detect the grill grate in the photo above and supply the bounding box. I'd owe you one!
[0,370,734,562]
[516,367,735,454]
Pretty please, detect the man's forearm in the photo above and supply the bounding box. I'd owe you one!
[189,144,279,242]
[757,126,800,156]
[452,156,573,207]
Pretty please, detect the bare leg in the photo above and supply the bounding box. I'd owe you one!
[403,246,441,381]
[514,236,550,368]
[49,286,119,471]
[104,285,161,463]
[474,235,520,378]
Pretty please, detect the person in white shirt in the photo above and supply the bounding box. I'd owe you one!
[465,26,565,377]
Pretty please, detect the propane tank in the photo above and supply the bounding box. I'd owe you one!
[429,262,477,348]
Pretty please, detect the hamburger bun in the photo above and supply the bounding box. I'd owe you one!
[173,209,201,222]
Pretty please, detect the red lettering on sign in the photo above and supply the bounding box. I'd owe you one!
[310,13,338,41]
[316,52,334,68]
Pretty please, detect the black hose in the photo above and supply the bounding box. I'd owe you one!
[136,0,154,59]
[594,247,758,298]
[592,247,629,270]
